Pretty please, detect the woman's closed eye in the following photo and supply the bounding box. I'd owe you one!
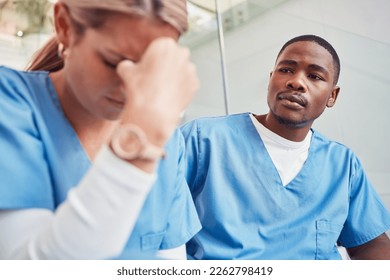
[103,59,118,69]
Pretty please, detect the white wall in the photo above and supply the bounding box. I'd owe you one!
[0,33,50,70]
[185,0,390,211]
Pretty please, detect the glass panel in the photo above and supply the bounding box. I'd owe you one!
[0,0,55,69]
[180,1,226,122]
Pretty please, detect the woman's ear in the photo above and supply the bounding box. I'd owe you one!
[53,2,73,49]
[326,86,340,108]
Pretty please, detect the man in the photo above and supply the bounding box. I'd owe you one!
[181,35,390,259]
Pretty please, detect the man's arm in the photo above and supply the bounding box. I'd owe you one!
[346,233,390,260]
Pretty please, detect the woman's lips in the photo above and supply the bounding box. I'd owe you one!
[107,97,125,109]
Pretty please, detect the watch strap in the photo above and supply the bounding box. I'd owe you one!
[111,124,165,161]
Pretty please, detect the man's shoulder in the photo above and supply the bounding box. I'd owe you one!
[312,129,355,156]
[181,112,250,132]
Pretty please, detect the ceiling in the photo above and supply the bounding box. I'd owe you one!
[0,1,289,44]
[183,0,290,48]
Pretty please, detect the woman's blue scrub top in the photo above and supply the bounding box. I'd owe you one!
[0,66,201,259]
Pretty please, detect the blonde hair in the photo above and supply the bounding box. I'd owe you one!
[27,0,188,72]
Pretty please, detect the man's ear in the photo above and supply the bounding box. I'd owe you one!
[326,86,340,108]
[53,2,74,48]
[267,71,273,91]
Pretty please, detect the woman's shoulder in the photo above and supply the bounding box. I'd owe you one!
[0,65,23,81]
[0,66,31,105]
[0,65,48,81]
[0,66,50,105]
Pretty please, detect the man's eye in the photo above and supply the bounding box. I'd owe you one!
[309,74,323,80]
[279,68,292,73]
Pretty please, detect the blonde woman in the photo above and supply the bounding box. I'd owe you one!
[0,0,200,259]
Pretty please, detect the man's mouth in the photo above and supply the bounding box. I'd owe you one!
[278,92,307,107]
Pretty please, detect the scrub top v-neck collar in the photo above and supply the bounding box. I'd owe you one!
[46,74,92,165]
[243,113,321,194]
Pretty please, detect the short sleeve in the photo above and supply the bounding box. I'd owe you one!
[159,131,201,249]
[338,154,390,247]
[180,120,201,193]
[0,69,54,209]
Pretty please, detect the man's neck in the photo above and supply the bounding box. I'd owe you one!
[254,113,312,142]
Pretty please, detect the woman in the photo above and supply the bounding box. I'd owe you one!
[0,0,200,259]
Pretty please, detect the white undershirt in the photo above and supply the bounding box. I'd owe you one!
[250,114,312,186]
[0,145,185,259]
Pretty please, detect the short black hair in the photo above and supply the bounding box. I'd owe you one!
[277,35,341,84]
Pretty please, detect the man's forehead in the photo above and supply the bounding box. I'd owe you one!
[281,40,328,54]
[277,41,334,67]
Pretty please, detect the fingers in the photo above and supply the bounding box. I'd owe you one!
[116,60,135,81]
[117,37,199,139]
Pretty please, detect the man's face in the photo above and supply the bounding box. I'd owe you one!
[267,41,339,129]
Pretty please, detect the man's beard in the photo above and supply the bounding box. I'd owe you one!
[274,114,311,129]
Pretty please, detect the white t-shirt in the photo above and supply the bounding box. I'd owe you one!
[250,114,312,186]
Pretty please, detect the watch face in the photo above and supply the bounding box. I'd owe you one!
[112,126,144,159]
[119,130,142,157]
[111,124,164,160]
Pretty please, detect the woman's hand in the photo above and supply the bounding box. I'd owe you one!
[116,37,199,147]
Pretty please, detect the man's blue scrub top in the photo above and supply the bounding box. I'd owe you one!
[181,113,390,260]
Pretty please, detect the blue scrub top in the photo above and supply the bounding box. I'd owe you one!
[0,66,201,259]
[181,113,390,260]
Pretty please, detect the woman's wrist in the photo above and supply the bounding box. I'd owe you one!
[109,118,171,173]
[119,107,178,148]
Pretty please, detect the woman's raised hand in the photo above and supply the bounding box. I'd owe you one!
[116,37,199,147]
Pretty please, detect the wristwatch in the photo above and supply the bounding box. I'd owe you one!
[111,124,165,161]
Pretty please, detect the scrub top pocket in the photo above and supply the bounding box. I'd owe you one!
[141,231,166,251]
[315,220,343,260]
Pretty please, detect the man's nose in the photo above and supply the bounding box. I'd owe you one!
[286,73,307,92]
